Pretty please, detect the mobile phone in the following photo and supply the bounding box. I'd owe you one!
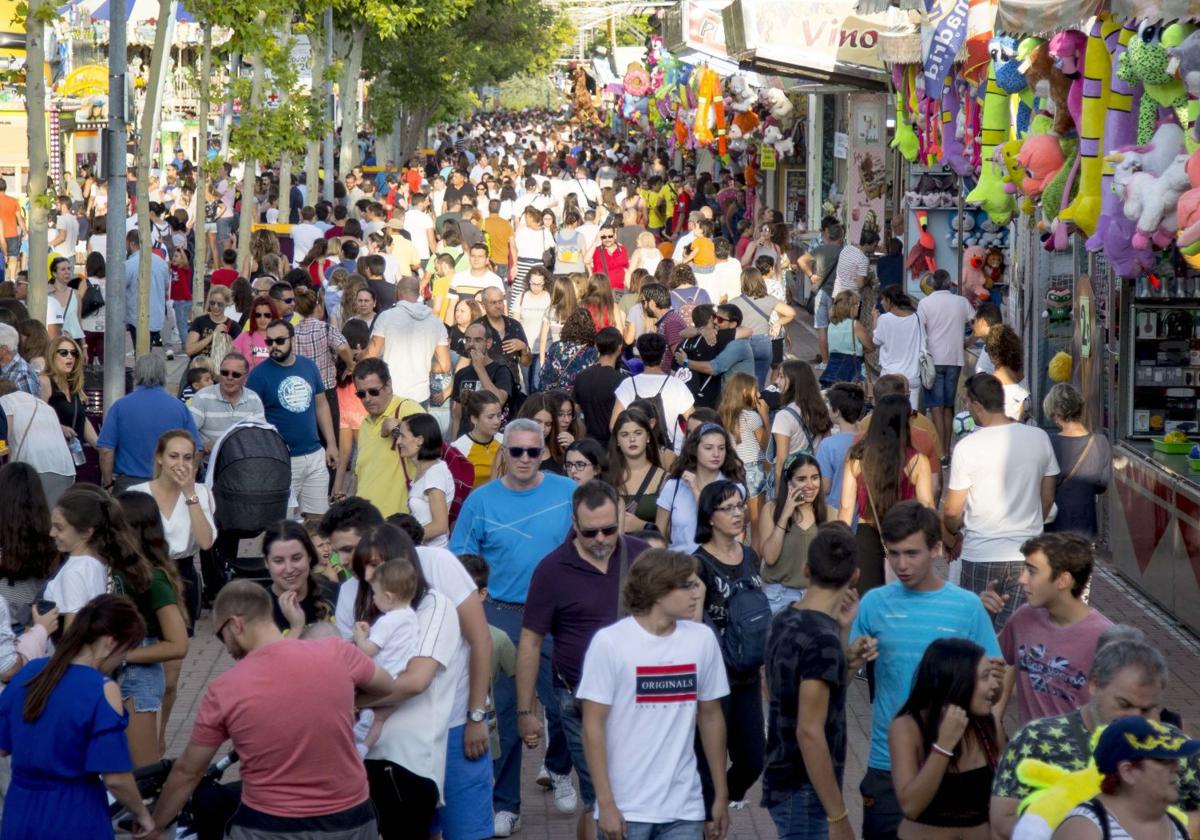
[35,599,56,615]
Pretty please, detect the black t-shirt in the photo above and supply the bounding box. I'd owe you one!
[761,607,848,805]
[267,578,338,633]
[694,544,763,631]
[188,314,242,347]
[367,278,396,311]
[443,183,473,208]
[679,333,722,409]
[473,316,527,381]
[452,361,515,433]
[449,325,469,357]
[573,364,627,445]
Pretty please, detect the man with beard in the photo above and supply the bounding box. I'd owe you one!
[247,319,338,520]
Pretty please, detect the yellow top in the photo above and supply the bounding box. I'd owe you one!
[355,395,423,517]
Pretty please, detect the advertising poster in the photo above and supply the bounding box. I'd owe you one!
[846,93,886,244]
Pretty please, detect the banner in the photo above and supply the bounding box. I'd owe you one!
[923,0,970,93]
[846,94,886,245]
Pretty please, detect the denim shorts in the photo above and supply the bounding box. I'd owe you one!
[813,289,832,329]
[763,582,804,615]
[744,459,766,498]
[924,364,961,408]
[119,638,165,713]
[768,783,830,839]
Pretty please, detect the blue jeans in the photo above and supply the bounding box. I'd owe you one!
[172,300,192,348]
[621,820,704,840]
[749,334,772,388]
[763,582,803,615]
[555,684,595,807]
[924,364,961,408]
[485,599,573,814]
[769,784,829,839]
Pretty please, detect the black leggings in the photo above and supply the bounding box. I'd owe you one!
[697,677,765,806]
[365,759,439,840]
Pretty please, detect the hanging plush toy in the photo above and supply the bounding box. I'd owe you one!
[1169,29,1200,142]
[906,209,938,278]
[992,35,1032,136]
[726,74,756,112]
[760,87,794,124]
[965,61,1017,224]
[1118,20,1195,146]
[1087,18,1141,253]
[1048,30,1088,134]
[1017,135,1067,197]
[983,246,1006,286]
[940,75,971,176]
[961,246,989,304]
[1059,16,1112,237]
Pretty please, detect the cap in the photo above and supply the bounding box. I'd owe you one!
[386,217,405,230]
[1094,716,1200,774]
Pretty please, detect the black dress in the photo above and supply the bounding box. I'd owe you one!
[47,381,86,438]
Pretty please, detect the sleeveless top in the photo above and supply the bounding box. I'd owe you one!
[827,318,861,357]
[915,765,994,827]
[761,516,818,589]
[855,447,919,521]
[620,466,663,524]
[47,380,86,438]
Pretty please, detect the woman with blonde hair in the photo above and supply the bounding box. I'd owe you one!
[820,290,873,387]
[584,272,624,332]
[39,335,98,473]
[717,372,770,520]
[629,230,662,275]
[538,274,579,372]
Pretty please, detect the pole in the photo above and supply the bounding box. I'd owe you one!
[322,6,334,203]
[104,0,128,411]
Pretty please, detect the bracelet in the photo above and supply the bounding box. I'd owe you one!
[826,810,849,823]
[932,743,955,758]
[516,709,536,716]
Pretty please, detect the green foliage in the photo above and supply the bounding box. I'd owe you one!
[494,75,563,112]
[614,13,653,47]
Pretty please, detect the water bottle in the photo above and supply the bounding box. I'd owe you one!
[68,435,86,467]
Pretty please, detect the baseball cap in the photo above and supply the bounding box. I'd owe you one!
[1094,716,1200,774]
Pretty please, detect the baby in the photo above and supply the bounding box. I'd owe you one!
[352,559,419,753]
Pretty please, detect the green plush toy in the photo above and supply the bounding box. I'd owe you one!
[1118,21,1196,146]
[966,63,1016,224]
[1041,137,1078,225]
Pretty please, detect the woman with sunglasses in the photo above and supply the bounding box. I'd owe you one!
[693,479,766,810]
[39,335,98,475]
[184,285,241,363]
[564,439,607,485]
[231,294,281,370]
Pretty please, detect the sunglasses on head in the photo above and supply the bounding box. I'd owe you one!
[577,524,619,538]
[506,446,543,460]
[356,386,383,399]
[265,336,289,346]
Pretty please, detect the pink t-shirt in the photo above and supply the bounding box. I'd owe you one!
[191,637,376,817]
[998,605,1113,727]
[233,331,270,370]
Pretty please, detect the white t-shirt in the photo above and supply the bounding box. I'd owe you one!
[576,616,729,824]
[514,226,551,260]
[404,210,435,260]
[1004,381,1030,422]
[368,606,420,676]
[409,461,456,549]
[917,291,975,367]
[371,302,450,403]
[450,270,504,298]
[975,347,995,374]
[44,554,108,615]
[291,223,323,261]
[128,482,216,559]
[368,589,460,797]
[55,213,79,257]
[770,404,818,457]
[873,312,923,382]
[614,373,695,452]
[833,245,870,296]
[0,393,74,476]
[700,257,743,304]
[948,422,1060,563]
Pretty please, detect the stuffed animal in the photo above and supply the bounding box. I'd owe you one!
[1018,37,1055,136]
[941,76,972,176]
[891,95,919,162]
[906,209,937,278]
[761,123,793,157]
[1088,18,1141,253]
[992,36,1033,137]
[1048,351,1074,383]
[1017,135,1066,197]
[983,246,1006,287]
[961,246,989,304]
[1169,29,1200,142]
[1022,38,1072,135]
[1059,16,1112,237]
[760,87,793,124]
[1046,285,1073,324]
[1109,134,1192,250]
[1049,30,1088,132]
[966,62,1017,224]
[1117,20,1194,146]
[726,74,756,112]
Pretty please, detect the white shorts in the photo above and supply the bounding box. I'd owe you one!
[290,450,329,516]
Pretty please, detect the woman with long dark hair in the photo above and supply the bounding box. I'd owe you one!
[890,638,1004,839]
[394,413,454,548]
[874,286,924,410]
[756,453,835,614]
[769,360,833,493]
[0,594,153,837]
[656,423,745,553]
[261,520,338,635]
[838,394,935,592]
[114,490,189,766]
[693,479,765,809]
[0,462,55,628]
[608,408,666,532]
[231,294,281,369]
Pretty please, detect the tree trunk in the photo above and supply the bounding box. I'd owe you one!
[401,106,435,156]
[278,153,292,226]
[218,52,239,158]
[236,39,266,273]
[135,0,177,357]
[336,23,364,180]
[24,3,48,323]
[304,20,324,206]
[193,23,211,300]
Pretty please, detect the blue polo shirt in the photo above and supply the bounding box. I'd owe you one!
[448,473,575,603]
[96,386,202,480]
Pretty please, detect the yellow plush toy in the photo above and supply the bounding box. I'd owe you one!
[1060,15,1115,237]
[1048,351,1074,383]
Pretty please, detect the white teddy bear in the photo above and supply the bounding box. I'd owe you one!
[727,75,757,113]
[760,87,794,123]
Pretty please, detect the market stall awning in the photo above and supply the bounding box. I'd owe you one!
[995,0,1100,36]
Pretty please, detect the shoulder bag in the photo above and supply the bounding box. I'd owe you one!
[1056,434,1097,488]
[914,312,936,390]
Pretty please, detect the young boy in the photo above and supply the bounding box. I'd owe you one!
[459,553,515,760]
[816,383,865,513]
[683,218,716,274]
[179,365,213,403]
[210,249,240,288]
[849,501,1001,838]
[763,522,874,838]
[996,532,1112,726]
[451,390,503,487]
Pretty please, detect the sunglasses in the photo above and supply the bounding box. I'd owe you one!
[219,369,244,379]
[282,297,295,304]
[254,311,272,318]
[564,459,593,472]
[56,348,80,358]
[214,615,233,642]
[207,300,224,307]
[265,336,290,347]
[506,446,543,460]
[712,315,731,324]
[577,524,619,538]
[356,387,384,399]
[600,236,614,241]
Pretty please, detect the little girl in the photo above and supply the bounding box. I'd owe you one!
[352,559,419,752]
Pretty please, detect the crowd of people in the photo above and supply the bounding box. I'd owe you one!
[0,108,1185,840]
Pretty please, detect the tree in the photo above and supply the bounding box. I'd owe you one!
[193,23,213,298]
[22,0,53,323]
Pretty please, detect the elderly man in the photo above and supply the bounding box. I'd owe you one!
[450,418,578,836]
[0,323,37,396]
[97,353,202,492]
[187,352,265,455]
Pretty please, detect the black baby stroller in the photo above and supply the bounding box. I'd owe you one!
[210,422,292,584]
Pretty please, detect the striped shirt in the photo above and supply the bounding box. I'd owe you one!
[832,245,870,297]
[187,384,266,449]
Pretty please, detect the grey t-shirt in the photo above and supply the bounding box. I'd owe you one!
[1045,432,1112,540]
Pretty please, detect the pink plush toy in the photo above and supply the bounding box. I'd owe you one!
[961,246,989,305]
[1049,30,1089,132]
[1017,136,1066,196]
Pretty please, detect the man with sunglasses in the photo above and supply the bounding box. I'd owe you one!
[246,320,339,520]
[450,418,578,836]
[674,304,755,385]
[187,352,264,455]
[518,481,650,840]
[346,357,422,517]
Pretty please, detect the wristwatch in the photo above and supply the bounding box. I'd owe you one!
[468,708,487,723]
[185,494,200,506]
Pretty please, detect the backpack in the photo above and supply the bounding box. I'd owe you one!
[700,552,771,674]
[441,442,476,528]
[1072,798,1188,840]
[631,374,672,445]
[212,425,292,532]
[762,405,804,501]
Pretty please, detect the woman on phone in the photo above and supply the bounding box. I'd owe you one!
[755,454,834,614]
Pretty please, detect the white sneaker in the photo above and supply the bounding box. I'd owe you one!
[549,771,578,814]
[535,763,551,789]
[166,348,175,360]
[729,799,748,810]
[493,811,521,837]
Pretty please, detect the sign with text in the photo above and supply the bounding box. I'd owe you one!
[723,0,906,72]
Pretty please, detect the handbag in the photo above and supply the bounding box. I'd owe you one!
[80,281,105,319]
[541,229,556,272]
[915,312,936,390]
[1058,434,1097,486]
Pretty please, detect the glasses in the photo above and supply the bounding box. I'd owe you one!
[56,348,80,358]
[714,501,747,514]
[254,311,272,319]
[356,387,384,399]
[712,315,730,325]
[282,297,295,305]
[214,615,234,642]
[265,336,290,347]
[207,299,224,307]
[577,523,619,538]
[506,446,543,460]
[564,459,593,473]
[219,369,244,379]
[600,236,614,241]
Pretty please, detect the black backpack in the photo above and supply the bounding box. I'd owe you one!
[212,425,292,532]
[701,553,772,674]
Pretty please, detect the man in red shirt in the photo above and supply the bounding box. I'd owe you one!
[149,582,400,839]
